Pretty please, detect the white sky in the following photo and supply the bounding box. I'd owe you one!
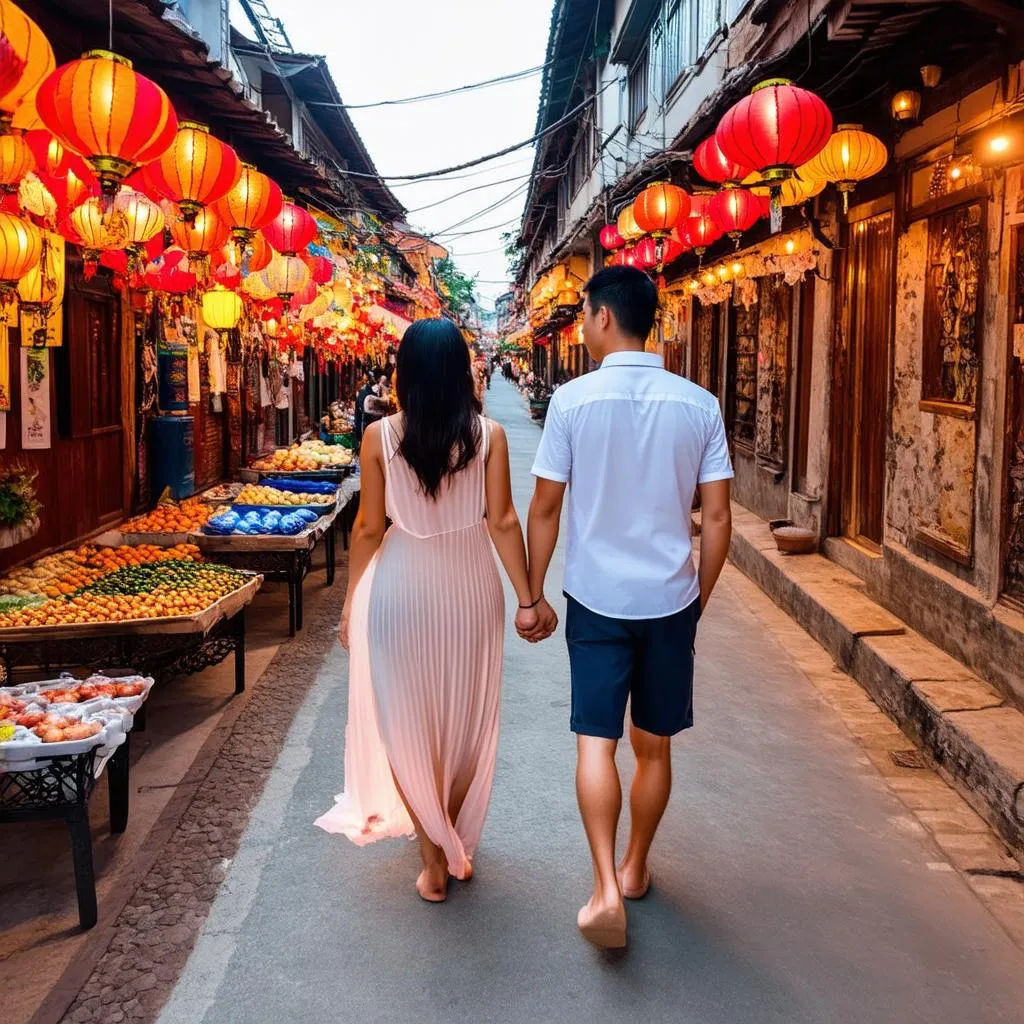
[229,0,554,308]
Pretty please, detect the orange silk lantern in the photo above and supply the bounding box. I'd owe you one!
[170,205,230,271]
[0,129,32,190]
[632,182,689,237]
[263,200,317,256]
[212,163,282,246]
[0,209,40,309]
[114,188,164,269]
[142,121,241,224]
[37,51,178,198]
[0,0,55,131]
[681,212,723,257]
[24,128,67,176]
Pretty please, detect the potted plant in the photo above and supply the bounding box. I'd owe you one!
[0,462,41,549]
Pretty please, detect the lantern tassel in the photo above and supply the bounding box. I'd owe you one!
[842,190,850,214]
[770,187,783,233]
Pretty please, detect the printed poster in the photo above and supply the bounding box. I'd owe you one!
[20,346,50,449]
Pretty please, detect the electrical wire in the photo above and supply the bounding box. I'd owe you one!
[429,180,532,237]
[337,76,618,183]
[306,61,550,110]
[402,172,535,214]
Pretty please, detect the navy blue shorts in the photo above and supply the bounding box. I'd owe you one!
[565,595,700,739]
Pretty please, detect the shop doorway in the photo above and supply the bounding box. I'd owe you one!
[829,204,894,547]
[1003,224,1024,605]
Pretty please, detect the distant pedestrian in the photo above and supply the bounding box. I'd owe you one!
[520,266,734,948]
[316,318,538,903]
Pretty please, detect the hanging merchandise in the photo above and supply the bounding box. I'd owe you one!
[0,0,55,132]
[37,50,178,200]
[212,163,282,246]
[801,124,888,212]
[0,208,39,312]
[716,79,832,231]
[144,246,196,294]
[142,120,241,224]
[263,200,317,256]
[19,343,48,447]
[17,229,62,343]
[693,135,752,187]
[709,188,763,244]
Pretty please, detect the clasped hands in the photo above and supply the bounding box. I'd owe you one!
[515,596,558,644]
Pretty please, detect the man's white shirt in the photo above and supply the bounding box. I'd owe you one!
[531,351,733,620]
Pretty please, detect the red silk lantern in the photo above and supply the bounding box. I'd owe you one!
[682,213,723,256]
[621,245,639,268]
[599,223,624,251]
[302,252,334,284]
[632,182,689,237]
[289,278,318,312]
[693,136,751,187]
[632,237,660,270]
[687,191,715,221]
[25,129,68,176]
[263,200,316,256]
[142,120,241,224]
[212,163,282,245]
[716,79,831,230]
[37,51,178,198]
[633,234,687,272]
[709,188,762,242]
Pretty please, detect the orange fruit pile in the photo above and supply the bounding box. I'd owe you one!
[121,500,211,535]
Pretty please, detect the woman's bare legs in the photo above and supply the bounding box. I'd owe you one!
[390,767,448,902]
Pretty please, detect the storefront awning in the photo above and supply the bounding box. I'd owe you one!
[371,306,413,338]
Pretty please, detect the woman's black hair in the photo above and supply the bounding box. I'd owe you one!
[395,318,481,499]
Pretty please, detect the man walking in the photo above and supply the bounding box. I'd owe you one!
[522,266,733,949]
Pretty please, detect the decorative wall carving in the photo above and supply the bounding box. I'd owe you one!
[755,278,792,469]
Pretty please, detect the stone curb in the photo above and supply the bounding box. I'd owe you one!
[720,509,1024,860]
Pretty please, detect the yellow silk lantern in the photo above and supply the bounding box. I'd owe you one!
[202,285,243,333]
[802,124,888,211]
[263,253,311,300]
[0,130,33,189]
[17,229,62,343]
[616,204,644,242]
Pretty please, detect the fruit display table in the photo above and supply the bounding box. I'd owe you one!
[1,674,153,930]
[189,498,344,636]
[0,573,261,694]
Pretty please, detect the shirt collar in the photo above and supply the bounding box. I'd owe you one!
[600,350,665,369]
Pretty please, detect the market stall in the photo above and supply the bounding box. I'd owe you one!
[189,481,346,635]
[0,545,261,694]
[1,673,153,930]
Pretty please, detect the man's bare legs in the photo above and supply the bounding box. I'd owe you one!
[619,724,671,897]
[575,735,627,947]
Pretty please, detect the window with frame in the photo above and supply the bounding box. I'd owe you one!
[695,0,721,57]
[628,47,649,129]
[650,18,665,105]
[665,0,692,89]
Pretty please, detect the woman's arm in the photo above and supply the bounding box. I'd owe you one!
[483,422,540,634]
[339,423,387,647]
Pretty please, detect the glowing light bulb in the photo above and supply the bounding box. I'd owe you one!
[785,239,796,254]
[990,135,1010,154]
[732,261,743,275]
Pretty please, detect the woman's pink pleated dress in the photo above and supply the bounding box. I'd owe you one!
[315,415,504,879]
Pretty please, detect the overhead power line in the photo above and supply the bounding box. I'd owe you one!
[338,77,617,183]
[306,61,550,110]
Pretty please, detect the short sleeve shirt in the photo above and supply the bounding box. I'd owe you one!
[532,351,733,619]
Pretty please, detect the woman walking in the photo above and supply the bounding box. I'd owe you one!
[316,318,539,902]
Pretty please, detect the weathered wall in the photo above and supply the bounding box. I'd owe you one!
[733,452,789,522]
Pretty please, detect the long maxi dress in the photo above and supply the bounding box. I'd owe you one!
[315,415,505,879]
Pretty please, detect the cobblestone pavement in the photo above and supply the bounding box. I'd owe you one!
[35,378,1024,1024]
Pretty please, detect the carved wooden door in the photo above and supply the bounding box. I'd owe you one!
[1004,225,1024,601]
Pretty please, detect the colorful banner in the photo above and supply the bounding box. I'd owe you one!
[20,346,50,449]
[0,326,9,412]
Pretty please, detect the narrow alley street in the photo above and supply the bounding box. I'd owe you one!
[148,378,1024,1024]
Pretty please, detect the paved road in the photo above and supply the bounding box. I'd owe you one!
[160,377,1024,1024]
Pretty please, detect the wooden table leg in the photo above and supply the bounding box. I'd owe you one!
[326,524,336,586]
[107,734,130,834]
[295,554,306,632]
[233,608,246,694]
[66,804,98,930]
[287,574,296,637]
